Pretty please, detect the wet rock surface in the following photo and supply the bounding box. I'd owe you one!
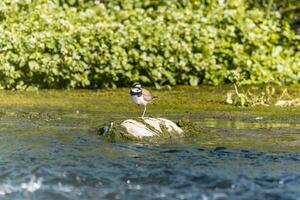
[120,118,183,138]
[99,118,184,141]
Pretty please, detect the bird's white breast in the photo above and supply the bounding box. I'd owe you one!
[131,95,148,106]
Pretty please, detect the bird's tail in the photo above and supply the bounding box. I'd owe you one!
[152,96,158,100]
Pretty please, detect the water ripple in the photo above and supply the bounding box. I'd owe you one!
[0,115,300,199]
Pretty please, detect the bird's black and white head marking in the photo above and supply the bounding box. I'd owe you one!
[130,83,142,96]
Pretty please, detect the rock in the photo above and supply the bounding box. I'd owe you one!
[121,117,183,138]
[120,119,156,137]
[275,100,293,107]
[274,99,300,107]
[99,117,184,140]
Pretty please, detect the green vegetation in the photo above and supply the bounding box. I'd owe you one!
[226,84,300,107]
[226,84,275,107]
[0,85,299,121]
[0,0,299,89]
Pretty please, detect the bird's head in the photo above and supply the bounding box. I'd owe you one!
[131,82,142,94]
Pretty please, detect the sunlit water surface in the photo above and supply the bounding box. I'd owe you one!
[0,111,299,200]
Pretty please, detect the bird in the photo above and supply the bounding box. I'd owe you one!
[130,83,157,118]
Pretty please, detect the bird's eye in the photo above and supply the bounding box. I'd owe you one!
[132,88,140,93]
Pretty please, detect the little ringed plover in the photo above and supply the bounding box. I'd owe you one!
[130,83,157,118]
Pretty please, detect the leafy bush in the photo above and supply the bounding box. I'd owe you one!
[0,0,299,89]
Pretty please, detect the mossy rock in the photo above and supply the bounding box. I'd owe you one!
[99,117,184,141]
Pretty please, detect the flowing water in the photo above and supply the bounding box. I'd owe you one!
[0,108,300,200]
[0,110,300,200]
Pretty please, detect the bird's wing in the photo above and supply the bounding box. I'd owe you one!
[142,88,156,101]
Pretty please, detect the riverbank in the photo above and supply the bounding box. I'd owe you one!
[0,85,299,151]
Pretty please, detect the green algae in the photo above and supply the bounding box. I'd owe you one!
[0,85,299,152]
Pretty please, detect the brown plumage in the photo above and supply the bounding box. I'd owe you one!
[142,88,158,102]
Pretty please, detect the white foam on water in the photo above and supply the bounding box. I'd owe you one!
[0,176,42,196]
[54,182,82,196]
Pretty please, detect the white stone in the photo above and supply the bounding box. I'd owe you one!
[143,118,162,132]
[274,99,300,107]
[274,100,292,107]
[121,119,157,138]
[120,117,183,138]
[158,118,184,134]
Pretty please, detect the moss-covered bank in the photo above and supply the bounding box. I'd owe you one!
[0,85,299,152]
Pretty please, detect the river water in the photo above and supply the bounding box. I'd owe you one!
[0,110,299,200]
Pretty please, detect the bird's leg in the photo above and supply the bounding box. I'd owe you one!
[141,105,147,118]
